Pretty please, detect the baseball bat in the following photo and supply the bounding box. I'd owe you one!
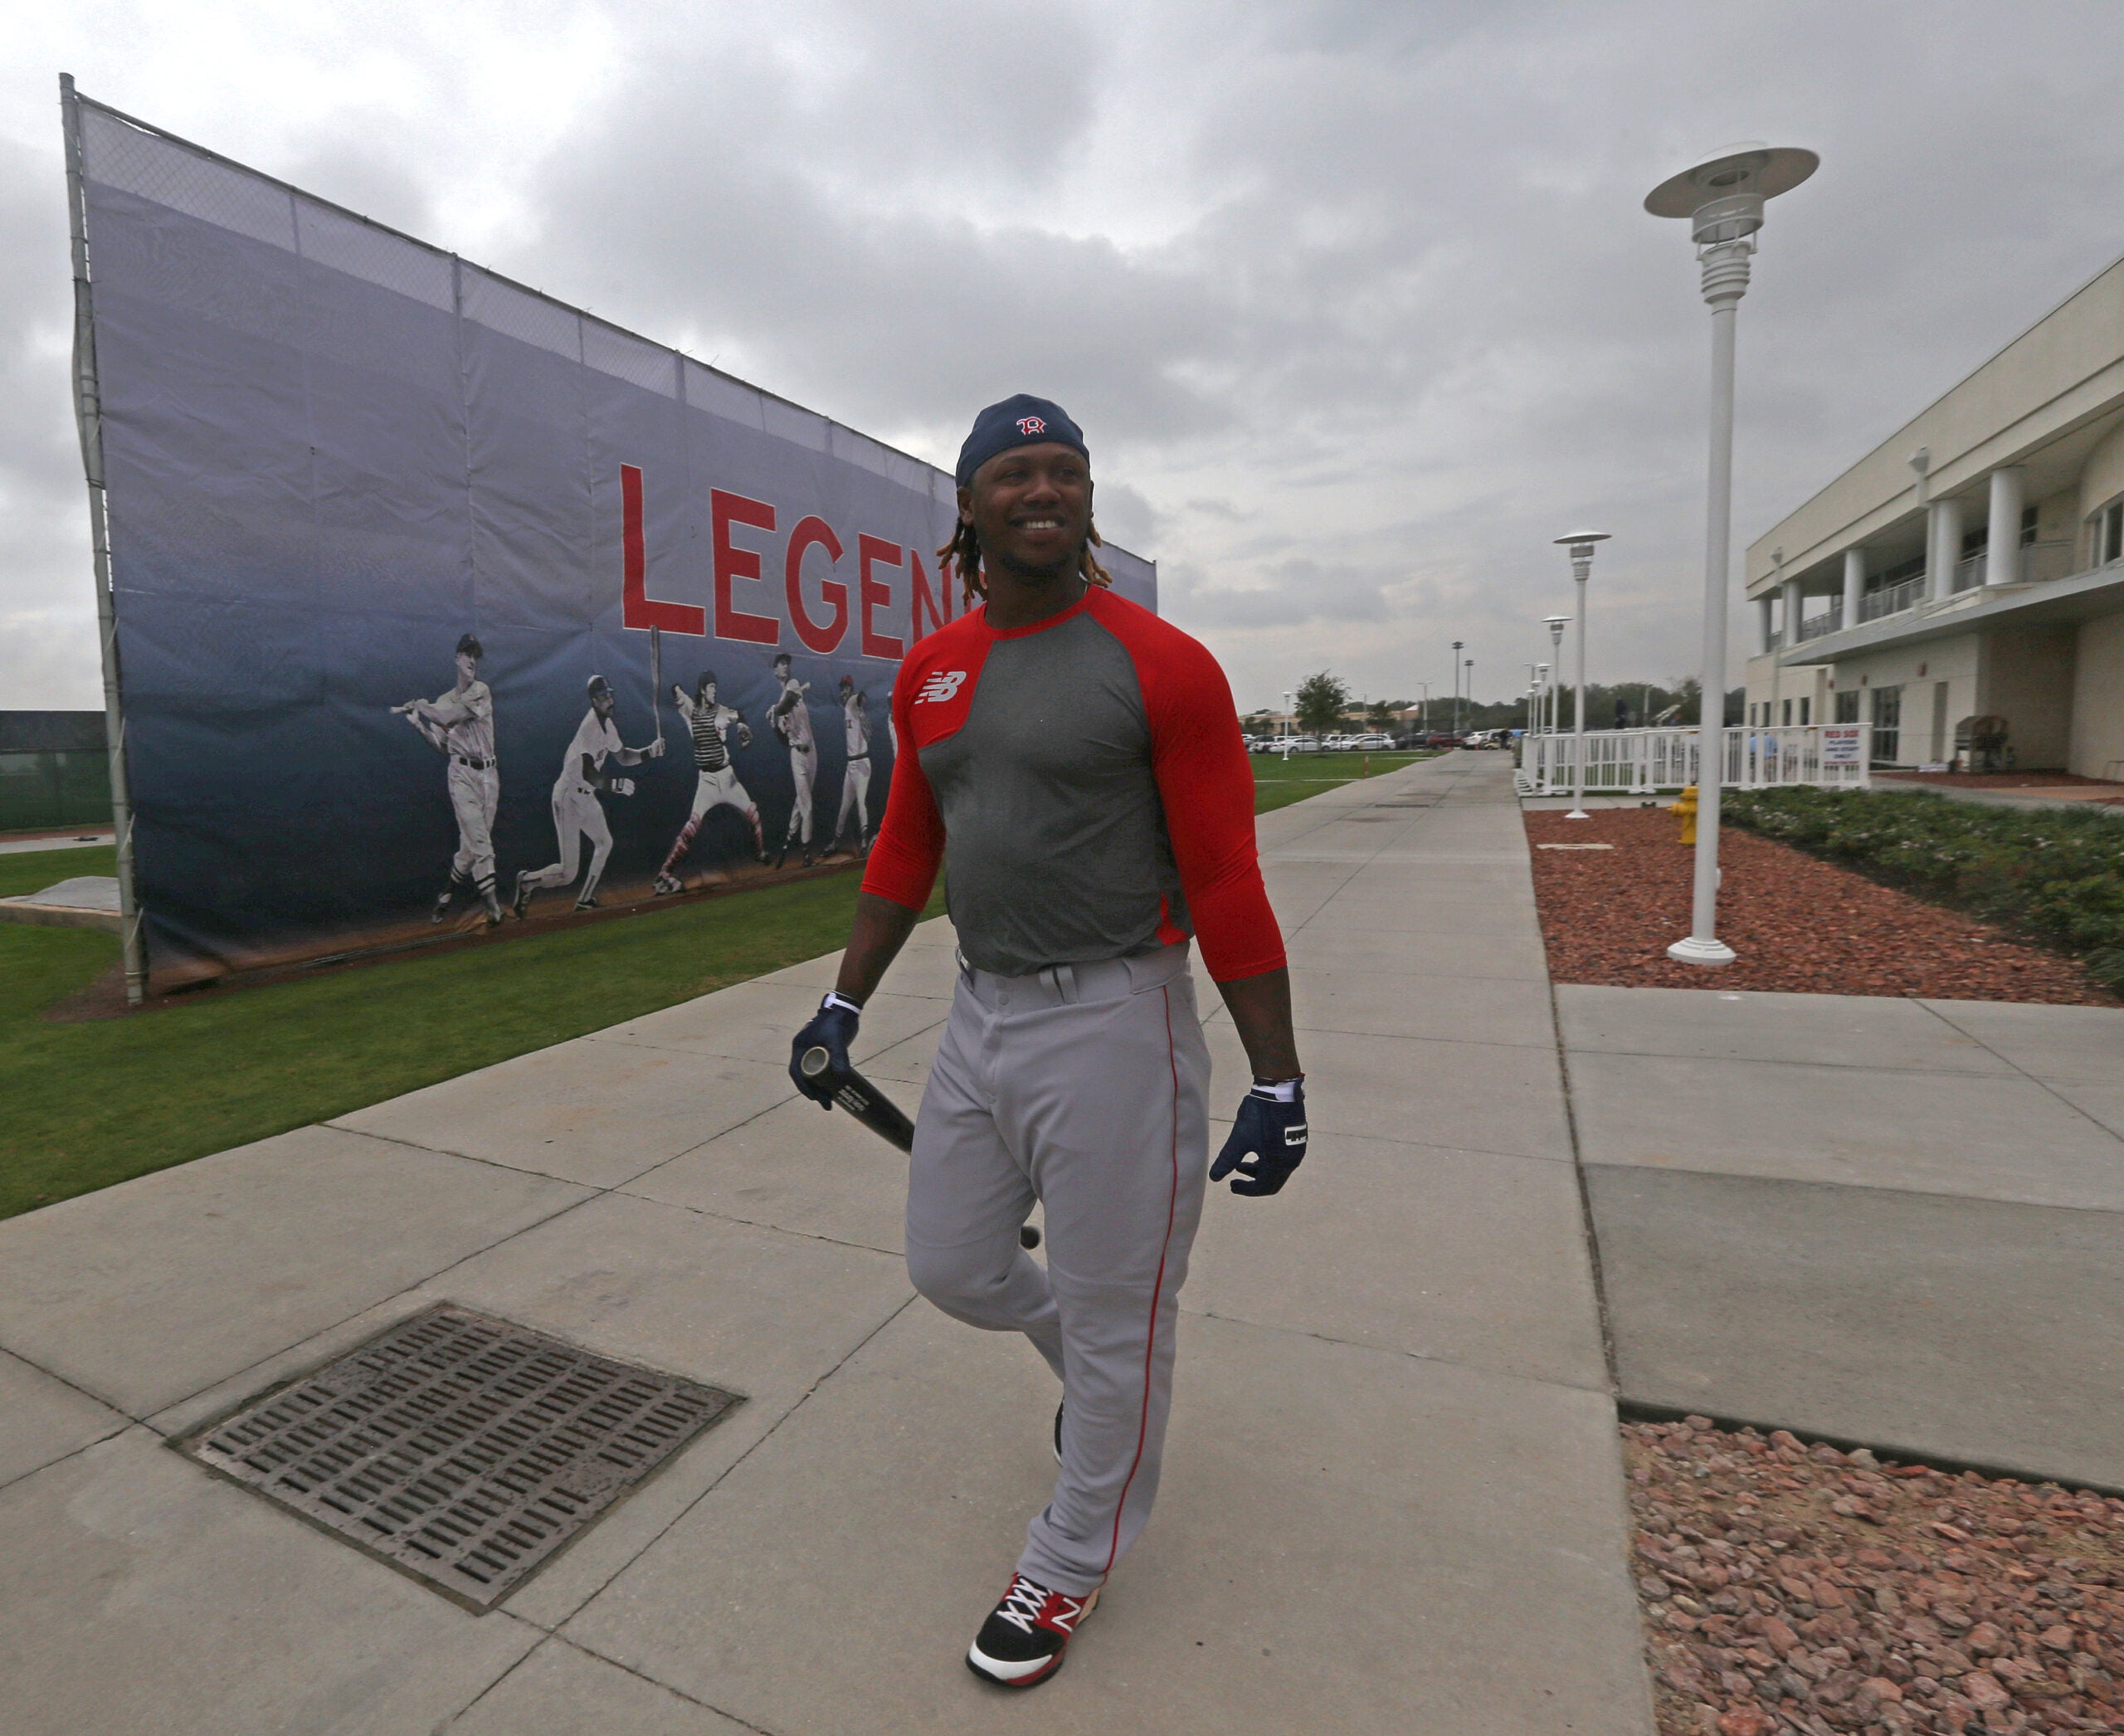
[800,1046,1040,1249]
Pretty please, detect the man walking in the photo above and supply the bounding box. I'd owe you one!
[788,395,1308,1690]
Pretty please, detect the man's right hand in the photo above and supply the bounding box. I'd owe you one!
[790,992,863,1108]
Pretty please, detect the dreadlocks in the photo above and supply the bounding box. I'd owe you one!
[937,516,1112,608]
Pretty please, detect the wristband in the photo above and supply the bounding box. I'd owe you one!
[821,992,865,1016]
[1250,1075,1303,1103]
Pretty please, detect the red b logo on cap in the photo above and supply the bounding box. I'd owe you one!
[1016,416,1046,436]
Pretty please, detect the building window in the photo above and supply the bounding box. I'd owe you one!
[1872,685,1902,763]
[2088,498,2124,567]
[1800,697,1810,725]
[1781,699,1792,725]
[1834,690,1859,724]
[2021,503,2039,548]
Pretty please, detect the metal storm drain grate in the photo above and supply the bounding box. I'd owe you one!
[177,1304,741,1611]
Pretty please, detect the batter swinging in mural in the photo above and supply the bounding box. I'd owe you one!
[513,675,664,916]
[653,669,768,895]
[392,632,505,928]
[832,675,874,857]
[770,651,819,870]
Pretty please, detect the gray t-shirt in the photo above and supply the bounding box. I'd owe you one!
[863,586,1282,983]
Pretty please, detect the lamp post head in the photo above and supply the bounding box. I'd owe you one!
[1543,613,1570,649]
[1555,529,1609,578]
[1644,142,1818,244]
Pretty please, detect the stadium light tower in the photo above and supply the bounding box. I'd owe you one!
[1553,531,1610,820]
[1646,139,1818,967]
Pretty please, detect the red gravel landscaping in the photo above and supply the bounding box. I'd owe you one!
[1626,1416,2124,1735]
[1524,807,2115,1005]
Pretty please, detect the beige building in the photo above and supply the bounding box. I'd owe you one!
[1745,256,2124,776]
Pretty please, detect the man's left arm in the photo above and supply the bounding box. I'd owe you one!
[1142,636,1308,1197]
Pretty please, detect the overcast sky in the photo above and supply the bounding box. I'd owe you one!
[8,1,2124,714]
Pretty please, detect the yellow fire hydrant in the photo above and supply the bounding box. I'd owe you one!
[1669,784,1698,846]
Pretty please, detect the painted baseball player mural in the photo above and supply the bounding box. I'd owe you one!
[392,632,504,926]
[788,396,1307,1690]
[513,675,664,915]
[769,651,819,869]
[654,670,767,894]
[832,675,874,856]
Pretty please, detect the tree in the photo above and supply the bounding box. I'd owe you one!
[1366,697,1395,731]
[1294,671,1352,734]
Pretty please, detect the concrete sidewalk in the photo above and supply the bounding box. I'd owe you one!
[0,753,1656,1735]
[1565,982,2124,1491]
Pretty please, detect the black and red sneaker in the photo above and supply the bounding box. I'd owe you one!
[965,1573,1099,1687]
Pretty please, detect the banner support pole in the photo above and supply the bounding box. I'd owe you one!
[61,73,148,1007]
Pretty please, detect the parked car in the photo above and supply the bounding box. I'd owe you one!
[1352,733,1393,749]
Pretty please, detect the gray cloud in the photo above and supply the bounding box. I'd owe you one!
[7,0,2124,715]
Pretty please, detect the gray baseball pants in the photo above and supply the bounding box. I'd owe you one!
[904,941,1211,1597]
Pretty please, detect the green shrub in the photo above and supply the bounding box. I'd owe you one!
[1723,787,2124,979]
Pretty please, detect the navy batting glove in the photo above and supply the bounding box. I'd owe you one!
[1211,1079,1308,1197]
[790,992,861,1108]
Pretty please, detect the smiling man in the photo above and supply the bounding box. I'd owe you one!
[787,394,1309,1689]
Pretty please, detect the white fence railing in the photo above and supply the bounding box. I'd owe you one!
[1519,724,1873,796]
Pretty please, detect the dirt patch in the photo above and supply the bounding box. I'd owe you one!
[1625,1416,2124,1734]
[1523,808,2114,1005]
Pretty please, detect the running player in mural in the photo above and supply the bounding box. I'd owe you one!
[770,651,819,869]
[832,675,874,856]
[513,674,663,915]
[654,669,767,894]
[392,631,504,927]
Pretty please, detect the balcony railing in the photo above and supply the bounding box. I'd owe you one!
[1795,600,1844,641]
[1857,575,1925,622]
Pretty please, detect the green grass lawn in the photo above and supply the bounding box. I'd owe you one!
[1251,749,1432,812]
[0,843,934,1221]
[0,755,1406,1221]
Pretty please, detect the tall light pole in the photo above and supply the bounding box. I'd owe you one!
[1450,641,1464,735]
[1647,140,1817,968]
[1554,532,1610,818]
[1464,658,1475,733]
[1542,617,1569,737]
[1534,663,1550,734]
[1416,680,1430,733]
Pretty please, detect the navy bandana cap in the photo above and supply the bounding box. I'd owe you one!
[954,394,1089,489]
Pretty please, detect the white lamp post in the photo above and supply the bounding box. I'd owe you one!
[1554,531,1610,818]
[1542,617,1569,737]
[1646,140,1817,968]
[1449,641,1464,735]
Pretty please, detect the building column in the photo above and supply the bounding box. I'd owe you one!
[1756,594,1775,655]
[1986,466,2024,586]
[1782,575,1804,645]
[1927,495,1963,602]
[1842,547,1864,625]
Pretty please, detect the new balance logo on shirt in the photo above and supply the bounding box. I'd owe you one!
[916,671,968,705]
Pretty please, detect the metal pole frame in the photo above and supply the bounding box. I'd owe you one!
[1669,235,1752,968]
[1567,565,1591,818]
[61,72,147,1006]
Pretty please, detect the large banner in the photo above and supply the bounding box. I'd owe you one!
[71,96,1153,988]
